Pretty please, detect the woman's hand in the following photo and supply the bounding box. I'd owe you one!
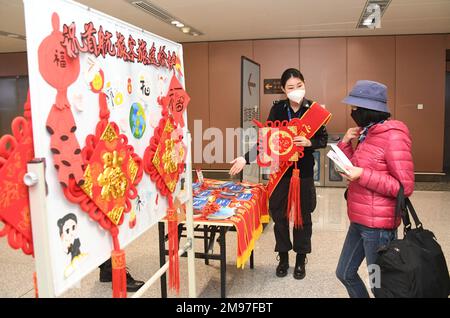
[293,136,312,147]
[340,166,363,182]
[342,127,362,144]
[229,156,246,176]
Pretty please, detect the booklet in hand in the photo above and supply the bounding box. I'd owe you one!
[327,143,353,175]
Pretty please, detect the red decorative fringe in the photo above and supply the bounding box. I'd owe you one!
[111,248,127,298]
[287,162,302,229]
[167,203,180,294]
[33,272,38,298]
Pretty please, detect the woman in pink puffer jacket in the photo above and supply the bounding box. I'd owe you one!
[335,80,414,298]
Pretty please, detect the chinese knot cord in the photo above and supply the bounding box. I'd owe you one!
[0,92,35,256]
[144,94,189,294]
[33,272,38,298]
[144,110,184,293]
[38,13,85,188]
[167,198,180,293]
[63,92,143,298]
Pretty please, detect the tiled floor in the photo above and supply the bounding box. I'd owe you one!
[1,187,449,298]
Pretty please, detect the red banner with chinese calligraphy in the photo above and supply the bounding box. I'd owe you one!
[0,94,34,256]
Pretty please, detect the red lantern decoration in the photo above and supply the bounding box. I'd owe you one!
[37,12,85,187]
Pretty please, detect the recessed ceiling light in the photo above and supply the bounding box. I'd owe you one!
[356,0,391,29]
[362,17,374,26]
[128,0,204,36]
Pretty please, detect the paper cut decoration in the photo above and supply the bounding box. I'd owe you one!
[90,69,105,94]
[158,74,190,128]
[38,12,85,187]
[0,93,35,256]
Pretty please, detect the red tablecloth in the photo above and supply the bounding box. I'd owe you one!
[193,179,269,268]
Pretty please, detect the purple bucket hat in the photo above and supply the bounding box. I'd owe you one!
[342,80,390,113]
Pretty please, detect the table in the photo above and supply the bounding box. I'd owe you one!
[158,179,268,298]
[158,218,255,298]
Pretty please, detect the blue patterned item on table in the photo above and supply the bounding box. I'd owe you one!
[227,184,244,192]
[193,197,209,210]
[215,198,231,208]
[236,193,253,201]
[197,190,212,197]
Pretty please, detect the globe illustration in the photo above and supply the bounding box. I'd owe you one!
[129,102,146,139]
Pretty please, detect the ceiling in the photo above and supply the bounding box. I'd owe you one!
[1,0,450,53]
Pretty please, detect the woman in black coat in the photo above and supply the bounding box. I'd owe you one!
[230,68,328,279]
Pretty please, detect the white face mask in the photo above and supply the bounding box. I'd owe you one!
[286,88,306,104]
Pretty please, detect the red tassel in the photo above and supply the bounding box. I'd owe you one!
[33,272,39,298]
[287,163,303,229]
[167,206,180,294]
[111,249,127,298]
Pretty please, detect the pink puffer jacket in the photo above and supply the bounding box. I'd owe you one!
[338,120,414,229]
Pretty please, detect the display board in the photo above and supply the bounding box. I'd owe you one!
[23,0,186,296]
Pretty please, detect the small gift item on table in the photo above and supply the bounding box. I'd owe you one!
[207,207,235,220]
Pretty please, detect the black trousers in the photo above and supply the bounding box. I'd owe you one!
[269,176,317,254]
[99,258,112,271]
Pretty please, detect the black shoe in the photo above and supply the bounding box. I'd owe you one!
[99,269,145,292]
[276,252,289,278]
[293,254,307,280]
[125,272,145,292]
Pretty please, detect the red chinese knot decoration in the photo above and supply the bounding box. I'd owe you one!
[0,93,35,255]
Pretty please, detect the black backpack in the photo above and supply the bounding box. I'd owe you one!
[374,186,450,298]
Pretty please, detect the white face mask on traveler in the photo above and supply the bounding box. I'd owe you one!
[287,89,305,104]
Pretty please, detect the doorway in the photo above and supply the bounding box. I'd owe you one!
[444,50,450,173]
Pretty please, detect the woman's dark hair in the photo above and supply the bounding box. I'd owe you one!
[280,68,305,89]
[354,107,391,125]
[57,213,77,236]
